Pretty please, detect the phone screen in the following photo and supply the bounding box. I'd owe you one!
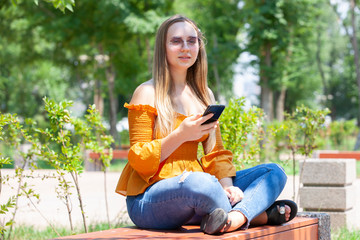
[201,105,225,125]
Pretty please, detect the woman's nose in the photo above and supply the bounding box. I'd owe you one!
[181,41,190,51]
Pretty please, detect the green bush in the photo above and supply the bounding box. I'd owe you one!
[220,97,264,169]
[0,97,114,237]
[328,120,358,150]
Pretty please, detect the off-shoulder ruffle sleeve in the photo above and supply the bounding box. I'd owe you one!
[124,103,161,183]
[200,127,236,180]
[124,103,157,115]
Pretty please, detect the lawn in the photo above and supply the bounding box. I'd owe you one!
[7,222,132,240]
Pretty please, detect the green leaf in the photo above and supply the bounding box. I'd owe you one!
[66,3,73,12]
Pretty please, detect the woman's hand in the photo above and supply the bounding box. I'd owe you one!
[224,186,244,206]
[176,113,218,142]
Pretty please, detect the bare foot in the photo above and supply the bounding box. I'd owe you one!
[284,205,291,221]
[251,205,291,226]
[222,205,292,233]
[221,211,246,233]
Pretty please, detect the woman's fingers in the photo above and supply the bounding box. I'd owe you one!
[178,113,217,142]
[201,121,218,131]
[195,113,214,125]
[225,186,244,206]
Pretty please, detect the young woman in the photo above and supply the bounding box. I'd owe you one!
[115,15,297,235]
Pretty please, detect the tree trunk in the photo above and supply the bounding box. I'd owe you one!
[351,0,360,117]
[275,86,286,122]
[105,63,118,147]
[315,25,328,104]
[97,44,118,147]
[260,42,274,121]
[212,34,221,101]
[349,0,360,149]
[329,0,360,148]
[94,79,104,116]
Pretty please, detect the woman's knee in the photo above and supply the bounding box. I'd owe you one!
[179,172,222,195]
[265,163,287,182]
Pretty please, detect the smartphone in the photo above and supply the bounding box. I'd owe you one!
[201,104,225,125]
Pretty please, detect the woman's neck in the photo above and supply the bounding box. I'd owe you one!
[170,67,187,88]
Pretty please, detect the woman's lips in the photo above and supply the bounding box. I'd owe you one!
[179,56,191,60]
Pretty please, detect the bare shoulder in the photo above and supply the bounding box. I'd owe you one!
[207,87,216,104]
[129,80,155,107]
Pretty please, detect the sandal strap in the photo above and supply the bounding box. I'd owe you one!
[222,220,232,233]
[266,200,298,225]
[266,201,286,225]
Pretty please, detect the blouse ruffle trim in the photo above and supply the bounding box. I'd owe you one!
[124,103,158,115]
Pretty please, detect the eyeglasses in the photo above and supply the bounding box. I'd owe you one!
[169,37,199,48]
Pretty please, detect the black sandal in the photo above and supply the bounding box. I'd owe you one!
[266,200,297,225]
[200,208,228,235]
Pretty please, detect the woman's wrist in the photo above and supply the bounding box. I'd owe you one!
[171,127,187,144]
[160,127,187,161]
[219,177,233,189]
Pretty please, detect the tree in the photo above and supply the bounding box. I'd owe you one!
[328,0,360,149]
[35,0,75,13]
[175,0,242,100]
[1,0,174,146]
[241,0,323,121]
[0,1,75,120]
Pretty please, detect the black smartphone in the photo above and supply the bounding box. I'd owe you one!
[201,104,225,125]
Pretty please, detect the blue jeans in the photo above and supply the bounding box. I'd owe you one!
[126,163,287,230]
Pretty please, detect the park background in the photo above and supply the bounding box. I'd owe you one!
[1,0,360,239]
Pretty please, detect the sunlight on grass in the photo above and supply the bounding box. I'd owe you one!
[9,222,131,240]
[108,159,128,172]
[332,227,360,240]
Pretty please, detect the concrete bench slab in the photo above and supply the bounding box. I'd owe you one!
[53,217,319,240]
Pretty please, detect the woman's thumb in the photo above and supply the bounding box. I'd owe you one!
[191,113,202,120]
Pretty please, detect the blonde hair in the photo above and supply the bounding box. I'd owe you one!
[153,15,215,153]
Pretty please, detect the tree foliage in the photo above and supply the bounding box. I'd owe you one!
[1,0,360,142]
[240,0,325,120]
[175,0,242,99]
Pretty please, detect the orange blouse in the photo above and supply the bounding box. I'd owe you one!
[115,103,236,196]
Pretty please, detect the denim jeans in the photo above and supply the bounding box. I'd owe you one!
[126,163,287,230]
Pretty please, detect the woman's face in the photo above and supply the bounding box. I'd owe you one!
[166,21,199,72]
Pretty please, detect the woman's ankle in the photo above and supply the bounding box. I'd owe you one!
[250,211,268,226]
[222,211,247,232]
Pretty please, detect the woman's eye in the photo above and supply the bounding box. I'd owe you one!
[171,39,181,44]
[188,40,196,45]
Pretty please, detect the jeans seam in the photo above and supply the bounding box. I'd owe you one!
[235,166,273,184]
[233,169,271,220]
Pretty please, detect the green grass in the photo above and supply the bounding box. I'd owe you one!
[108,159,128,172]
[8,225,71,240]
[332,227,360,240]
[7,222,131,240]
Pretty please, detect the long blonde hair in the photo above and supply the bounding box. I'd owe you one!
[153,15,215,153]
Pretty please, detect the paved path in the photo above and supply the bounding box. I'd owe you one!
[1,169,130,230]
[1,169,359,230]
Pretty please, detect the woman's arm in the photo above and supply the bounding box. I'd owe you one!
[219,177,244,206]
[160,114,217,161]
[130,82,217,162]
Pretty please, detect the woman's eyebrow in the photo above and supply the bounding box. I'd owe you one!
[187,36,197,39]
[170,36,197,40]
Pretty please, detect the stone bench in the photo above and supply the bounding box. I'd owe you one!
[300,158,357,231]
[53,214,330,240]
